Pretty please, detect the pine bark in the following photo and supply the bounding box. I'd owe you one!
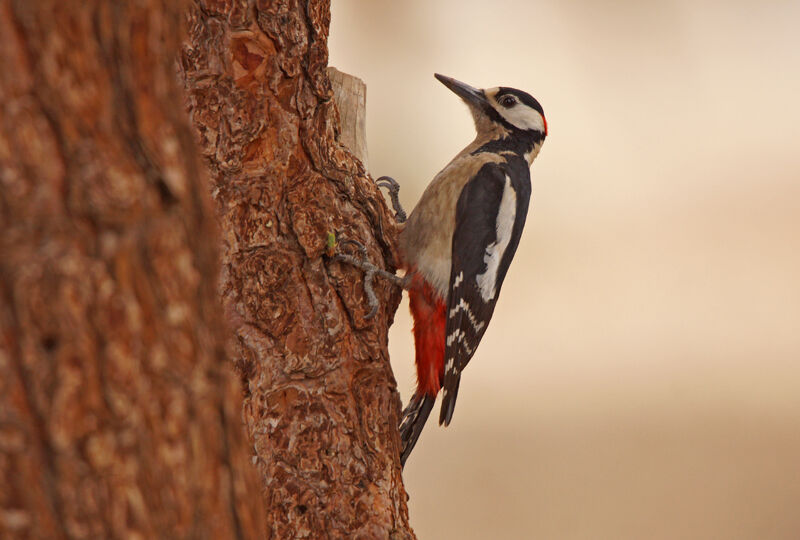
[0,0,410,537]
[0,0,265,538]
[181,1,413,538]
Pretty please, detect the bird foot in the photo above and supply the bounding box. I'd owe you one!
[332,237,410,319]
[375,176,407,224]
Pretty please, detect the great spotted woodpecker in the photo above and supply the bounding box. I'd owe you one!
[397,74,547,466]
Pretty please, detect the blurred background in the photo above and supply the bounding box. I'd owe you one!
[330,1,800,538]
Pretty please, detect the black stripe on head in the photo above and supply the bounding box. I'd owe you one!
[496,87,545,117]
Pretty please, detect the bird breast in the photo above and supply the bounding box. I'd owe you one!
[399,150,506,298]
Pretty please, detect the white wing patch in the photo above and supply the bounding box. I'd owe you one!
[475,175,516,302]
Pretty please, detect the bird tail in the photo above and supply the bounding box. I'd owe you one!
[399,392,436,467]
[439,372,461,426]
[400,270,445,466]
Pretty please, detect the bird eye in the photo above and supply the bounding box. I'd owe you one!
[499,95,516,108]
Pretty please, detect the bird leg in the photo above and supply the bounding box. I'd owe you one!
[332,237,410,319]
[375,176,407,223]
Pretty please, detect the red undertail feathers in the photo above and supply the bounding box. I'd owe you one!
[408,271,446,397]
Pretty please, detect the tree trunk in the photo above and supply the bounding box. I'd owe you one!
[181,0,413,538]
[0,0,265,538]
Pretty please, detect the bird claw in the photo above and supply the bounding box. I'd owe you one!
[332,237,409,320]
[375,176,407,223]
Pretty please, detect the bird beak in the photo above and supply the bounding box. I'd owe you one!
[434,74,488,109]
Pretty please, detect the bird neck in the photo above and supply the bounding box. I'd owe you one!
[524,139,544,166]
[470,129,545,167]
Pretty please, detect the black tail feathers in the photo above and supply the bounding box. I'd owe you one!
[438,373,461,427]
[399,393,435,467]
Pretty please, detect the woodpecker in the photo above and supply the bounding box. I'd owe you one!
[397,74,547,466]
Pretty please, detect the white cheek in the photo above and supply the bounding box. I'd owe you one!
[503,107,545,132]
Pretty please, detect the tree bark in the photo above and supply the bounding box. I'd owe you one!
[0,0,265,538]
[181,1,413,538]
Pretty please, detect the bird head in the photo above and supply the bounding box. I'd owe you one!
[434,73,547,142]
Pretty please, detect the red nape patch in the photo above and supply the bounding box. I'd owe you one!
[408,272,446,398]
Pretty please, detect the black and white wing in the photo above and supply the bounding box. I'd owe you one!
[439,162,531,426]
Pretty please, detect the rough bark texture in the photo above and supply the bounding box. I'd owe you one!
[0,0,266,538]
[181,1,413,538]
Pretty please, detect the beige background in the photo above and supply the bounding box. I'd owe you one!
[330,1,800,538]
